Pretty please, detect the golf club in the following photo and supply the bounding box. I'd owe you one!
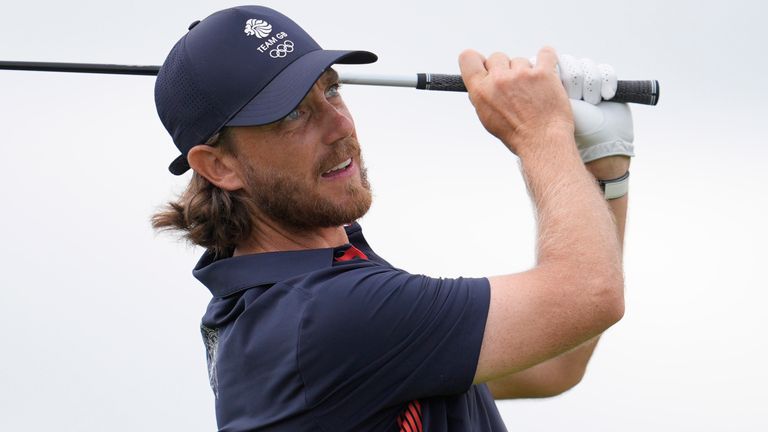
[0,60,659,106]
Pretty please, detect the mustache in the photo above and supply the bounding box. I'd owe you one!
[317,136,362,174]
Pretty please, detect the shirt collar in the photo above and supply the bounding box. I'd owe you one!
[193,222,368,298]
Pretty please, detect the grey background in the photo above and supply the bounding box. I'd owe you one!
[1,0,766,430]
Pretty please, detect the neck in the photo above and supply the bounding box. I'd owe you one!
[233,216,350,257]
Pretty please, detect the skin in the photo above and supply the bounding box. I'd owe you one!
[458,47,624,387]
[486,156,628,398]
[188,49,627,399]
[188,69,369,256]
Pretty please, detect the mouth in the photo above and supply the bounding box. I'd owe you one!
[321,157,354,178]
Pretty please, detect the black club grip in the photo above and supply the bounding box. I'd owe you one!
[417,73,467,92]
[613,80,660,106]
[416,73,660,105]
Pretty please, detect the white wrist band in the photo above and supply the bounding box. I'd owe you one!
[599,171,630,200]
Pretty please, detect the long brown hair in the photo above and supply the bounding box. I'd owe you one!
[151,130,258,257]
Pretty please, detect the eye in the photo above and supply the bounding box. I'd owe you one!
[325,83,342,98]
[282,108,302,122]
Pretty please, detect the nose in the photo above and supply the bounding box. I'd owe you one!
[307,88,354,145]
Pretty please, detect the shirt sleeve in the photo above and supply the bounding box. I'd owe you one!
[296,263,490,417]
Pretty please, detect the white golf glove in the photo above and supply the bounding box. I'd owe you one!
[557,54,633,162]
[558,54,617,105]
[571,100,634,163]
[531,54,634,162]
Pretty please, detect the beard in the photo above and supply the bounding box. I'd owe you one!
[240,138,373,232]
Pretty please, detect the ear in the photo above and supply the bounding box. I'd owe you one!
[187,145,245,191]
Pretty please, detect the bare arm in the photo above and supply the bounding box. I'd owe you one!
[459,48,625,384]
[487,155,629,398]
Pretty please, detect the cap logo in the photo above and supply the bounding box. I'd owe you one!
[269,40,295,58]
[244,19,272,38]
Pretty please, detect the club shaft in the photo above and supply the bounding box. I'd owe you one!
[0,60,659,105]
[339,73,417,88]
[0,60,160,76]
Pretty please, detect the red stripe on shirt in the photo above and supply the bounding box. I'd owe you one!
[397,400,423,432]
[334,245,369,262]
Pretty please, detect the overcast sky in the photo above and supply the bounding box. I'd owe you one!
[1,0,766,430]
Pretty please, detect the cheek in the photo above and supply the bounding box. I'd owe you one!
[244,137,317,177]
[271,151,320,182]
[261,156,314,179]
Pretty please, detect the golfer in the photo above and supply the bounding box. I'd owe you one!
[153,5,632,431]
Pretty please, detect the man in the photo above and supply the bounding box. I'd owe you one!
[153,5,632,431]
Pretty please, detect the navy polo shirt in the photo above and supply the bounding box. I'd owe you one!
[194,223,507,431]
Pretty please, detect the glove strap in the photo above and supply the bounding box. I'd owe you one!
[598,171,630,200]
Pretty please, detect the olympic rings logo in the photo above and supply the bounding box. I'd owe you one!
[269,40,295,58]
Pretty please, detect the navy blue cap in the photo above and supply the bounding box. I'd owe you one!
[154,5,377,175]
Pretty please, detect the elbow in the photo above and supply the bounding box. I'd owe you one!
[546,358,591,397]
[538,352,598,398]
[515,365,588,399]
[611,289,626,325]
[604,273,625,326]
[589,270,625,330]
[591,267,624,329]
[550,260,625,329]
[544,374,584,398]
[530,375,585,399]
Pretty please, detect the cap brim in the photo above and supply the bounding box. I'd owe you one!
[169,154,190,175]
[168,49,376,176]
[225,49,377,127]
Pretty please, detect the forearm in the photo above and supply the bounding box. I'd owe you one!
[487,336,600,398]
[586,156,630,246]
[466,48,627,383]
[519,130,624,314]
[476,130,625,380]
[489,155,630,398]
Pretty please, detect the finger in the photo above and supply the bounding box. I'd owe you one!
[535,46,559,73]
[580,58,602,105]
[485,52,511,71]
[509,57,532,73]
[558,54,583,100]
[598,63,617,100]
[458,49,488,90]
[531,55,560,76]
